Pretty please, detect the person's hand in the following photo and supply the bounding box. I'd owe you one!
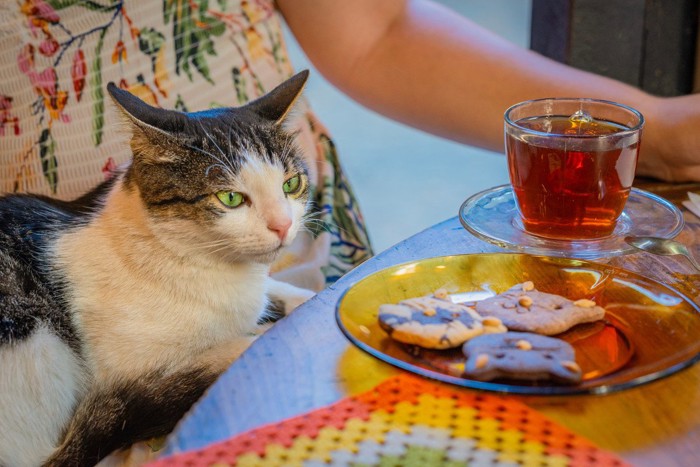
[637,93,700,182]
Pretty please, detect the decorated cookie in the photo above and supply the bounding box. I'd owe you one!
[462,331,582,383]
[378,295,507,349]
[474,281,605,335]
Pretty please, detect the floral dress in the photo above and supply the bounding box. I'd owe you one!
[0,0,372,289]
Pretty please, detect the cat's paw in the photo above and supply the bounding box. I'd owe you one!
[281,287,316,315]
[267,278,316,316]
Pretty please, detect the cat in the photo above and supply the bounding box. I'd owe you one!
[0,70,316,467]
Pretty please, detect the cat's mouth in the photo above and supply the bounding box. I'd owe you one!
[243,242,286,264]
[271,236,292,253]
[270,242,288,256]
[252,250,282,265]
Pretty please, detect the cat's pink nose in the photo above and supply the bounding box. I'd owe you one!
[268,218,292,241]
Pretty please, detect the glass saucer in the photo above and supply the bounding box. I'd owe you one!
[459,185,684,259]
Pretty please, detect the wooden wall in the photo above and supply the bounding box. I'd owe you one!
[530,0,699,96]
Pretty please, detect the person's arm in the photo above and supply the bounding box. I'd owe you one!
[277,0,700,182]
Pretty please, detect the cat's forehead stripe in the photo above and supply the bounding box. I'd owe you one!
[146,193,210,208]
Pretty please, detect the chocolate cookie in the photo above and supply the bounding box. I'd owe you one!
[462,331,582,383]
[378,295,506,349]
[474,281,605,335]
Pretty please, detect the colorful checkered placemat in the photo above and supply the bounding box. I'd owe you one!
[151,374,627,466]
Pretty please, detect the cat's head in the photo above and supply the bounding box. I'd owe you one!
[107,71,311,264]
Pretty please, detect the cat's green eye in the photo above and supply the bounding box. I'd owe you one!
[216,191,245,208]
[283,174,303,195]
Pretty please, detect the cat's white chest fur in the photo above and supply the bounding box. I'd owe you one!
[53,187,271,379]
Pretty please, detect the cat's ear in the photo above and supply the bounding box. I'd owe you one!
[106,83,186,136]
[244,70,309,124]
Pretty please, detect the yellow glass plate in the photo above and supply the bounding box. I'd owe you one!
[335,253,700,395]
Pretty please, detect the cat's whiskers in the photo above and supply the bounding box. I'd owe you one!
[301,218,331,233]
[301,212,352,236]
[281,136,306,177]
[177,238,234,256]
[182,142,236,180]
[279,135,294,164]
[227,126,235,164]
[191,237,232,249]
[199,121,228,160]
[179,236,278,263]
[193,121,240,179]
[207,243,244,261]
